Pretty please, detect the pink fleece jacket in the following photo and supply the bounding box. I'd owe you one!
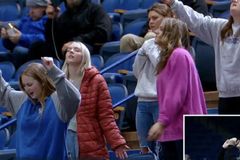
[157,48,207,142]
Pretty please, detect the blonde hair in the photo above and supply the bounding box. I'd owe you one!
[62,41,92,80]
[155,18,190,73]
[19,63,55,106]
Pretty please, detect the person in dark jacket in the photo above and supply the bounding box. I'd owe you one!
[29,0,112,60]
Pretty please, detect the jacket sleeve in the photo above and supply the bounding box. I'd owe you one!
[48,65,81,123]
[172,0,227,45]
[18,16,47,48]
[132,43,148,78]
[145,44,160,68]
[19,33,45,48]
[157,49,189,127]
[96,75,126,150]
[0,71,27,115]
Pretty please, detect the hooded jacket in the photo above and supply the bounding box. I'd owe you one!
[76,67,126,159]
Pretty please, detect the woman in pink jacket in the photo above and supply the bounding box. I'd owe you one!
[148,18,207,160]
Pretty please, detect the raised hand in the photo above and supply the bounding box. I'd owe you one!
[62,41,73,54]
[41,57,54,70]
[46,4,60,19]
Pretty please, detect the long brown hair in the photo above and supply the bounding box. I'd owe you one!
[155,18,190,74]
[19,63,55,105]
[221,16,234,41]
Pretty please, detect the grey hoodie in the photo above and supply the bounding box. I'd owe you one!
[133,38,160,101]
[172,0,240,98]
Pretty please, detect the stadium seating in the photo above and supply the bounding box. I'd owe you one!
[108,83,128,130]
[0,129,9,149]
[192,37,216,91]
[90,55,104,70]
[0,61,15,82]
[209,1,230,18]
[0,2,21,21]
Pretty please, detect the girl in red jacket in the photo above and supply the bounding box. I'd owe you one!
[62,41,129,160]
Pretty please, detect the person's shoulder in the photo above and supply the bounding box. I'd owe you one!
[85,67,103,80]
[171,48,191,60]
[142,38,156,47]
[173,47,189,55]
[171,47,195,64]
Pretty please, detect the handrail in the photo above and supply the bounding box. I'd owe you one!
[113,93,135,108]
[0,118,16,130]
[100,51,137,109]
[100,50,137,74]
[0,94,135,129]
[0,51,138,130]
[0,95,135,129]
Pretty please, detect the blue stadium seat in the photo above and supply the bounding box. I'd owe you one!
[103,52,135,73]
[192,37,216,91]
[102,0,119,13]
[123,19,147,35]
[108,83,128,129]
[126,153,156,160]
[100,41,121,62]
[117,0,141,11]
[0,2,21,21]
[139,0,159,9]
[0,38,9,54]
[207,108,218,114]
[91,55,104,70]
[0,129,16,160]
[121,9,148,27]
[0,61,15,82]
[109,149,156,160]
[0,128,9,149]
[112,22,123,41]
[103,0,140,12]
[103,72,124,84]
[209,1,230,18]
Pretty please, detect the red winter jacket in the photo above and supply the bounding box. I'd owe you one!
[77,67,126,159]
